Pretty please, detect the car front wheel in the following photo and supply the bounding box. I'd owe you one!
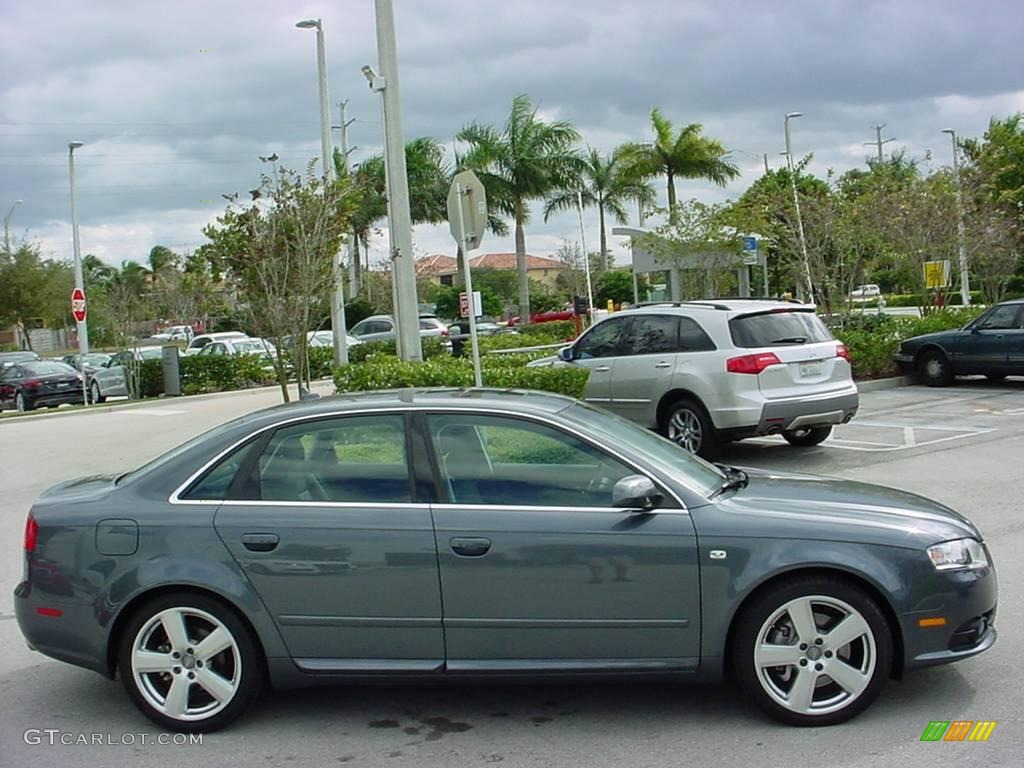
[662,398,719,459]
[732,575,893,726]
[918,350,953,387]
[783,426,832,447]
[118,592,264,732]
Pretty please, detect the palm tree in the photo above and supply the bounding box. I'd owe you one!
[623,108,740,222]
[458,94,582,319]
[544,146,655,271]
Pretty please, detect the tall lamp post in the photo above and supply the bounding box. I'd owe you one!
[942,128,971,306]
[296,18,349,366]
[69,142,90,405]
[784,112,813,302]
[3,199,22,253]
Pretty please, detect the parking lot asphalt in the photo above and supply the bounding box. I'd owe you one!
[0,379,1021,768]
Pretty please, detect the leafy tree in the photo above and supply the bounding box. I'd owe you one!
[962,113,1024,212]
[622,108,740,222]
[458,94,582,319]
[595,269,648,306]
[544,146,654,270]
[433,285,502,320]
[0,243,73,348]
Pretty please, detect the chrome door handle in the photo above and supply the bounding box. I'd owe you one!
[594,366,610,373]
[655,362,672,369]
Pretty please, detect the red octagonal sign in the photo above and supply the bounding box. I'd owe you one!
[71,287,87,323]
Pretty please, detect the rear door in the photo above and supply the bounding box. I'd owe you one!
[729,309,850,401]
[609,314,679,424]
[570,315,631,404]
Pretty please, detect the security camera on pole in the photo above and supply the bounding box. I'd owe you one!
[447,170,488,387]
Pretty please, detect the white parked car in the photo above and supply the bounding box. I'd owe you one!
[152,324,194,342]
[183,331,249,356]
[307,330,362,348]
[849,284,881,302]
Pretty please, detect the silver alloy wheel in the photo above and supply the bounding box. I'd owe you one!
[753,595,877,717]
[668,408,702,453]
[131,606,241,722]
[90,381,101,403]
[15,392,26,412]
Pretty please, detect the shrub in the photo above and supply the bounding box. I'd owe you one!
[516,320,578,341]
[348,336,448,363]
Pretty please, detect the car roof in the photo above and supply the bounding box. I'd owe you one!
[197,331,248,340]
[623,299,815,318]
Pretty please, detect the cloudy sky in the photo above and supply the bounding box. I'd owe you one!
[3,0,1023,270]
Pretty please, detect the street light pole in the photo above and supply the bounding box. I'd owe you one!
[68,142,90,405]
[296,18,349,367]
[943,129,971,306]
[784,112,813,302]
[4,199,22,253]
[334,100,361,297]
[372,0,421,362]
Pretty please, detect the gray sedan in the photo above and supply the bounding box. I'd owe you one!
[15,389,996,732]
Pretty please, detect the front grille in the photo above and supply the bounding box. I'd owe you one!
[948,610,994,652]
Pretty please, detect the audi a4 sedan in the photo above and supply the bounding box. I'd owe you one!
[15,389,996,732]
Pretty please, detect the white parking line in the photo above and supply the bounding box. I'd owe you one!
[118,409,188,417]
[748,421,996,452]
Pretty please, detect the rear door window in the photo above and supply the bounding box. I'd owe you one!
[729,311,834,348]
[622,315,678,355]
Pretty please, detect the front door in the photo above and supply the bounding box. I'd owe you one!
[957,304,1022,374]
[570,315,631,405]
[424,411,701,672]
[211,413,444,669]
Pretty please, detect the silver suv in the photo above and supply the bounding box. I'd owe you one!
[530,300,858,457]
[350,314,450,343]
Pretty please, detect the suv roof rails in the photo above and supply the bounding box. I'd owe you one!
[630,300,731,311]
[705,296,806,305]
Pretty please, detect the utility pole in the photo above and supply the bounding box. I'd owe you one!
[864,123,895,163]
[333,100,360,296]
[372,0,421,361]
[943,129,971,305]
[763,153,769,174]
[784,112,813,302]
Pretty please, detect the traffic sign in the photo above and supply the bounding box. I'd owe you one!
[447,170,488,251]
[924,260,951,290]
[70,287,87,323]
[459,291,482,318]
[742,236,759,266]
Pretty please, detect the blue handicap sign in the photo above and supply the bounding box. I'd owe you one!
[742,236,758,252]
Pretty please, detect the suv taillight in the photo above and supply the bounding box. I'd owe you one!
[726,352,782,375]
[836,344,851,362]
[24,514,38,553]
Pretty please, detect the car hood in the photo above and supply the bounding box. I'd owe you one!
[900,329,963,348]
[711,467,980,547]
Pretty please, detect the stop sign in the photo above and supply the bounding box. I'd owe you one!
[71,287,87,323]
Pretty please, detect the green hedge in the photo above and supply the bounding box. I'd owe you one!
[138,354,277,397]
[348,337,449,363]
[835,308,984,379]
[334,354,588,398]
[515,320,578,340]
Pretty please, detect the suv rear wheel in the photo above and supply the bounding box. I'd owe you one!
[783,426,832,447]
[662,398,719,459]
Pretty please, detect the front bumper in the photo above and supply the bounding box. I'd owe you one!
[756,388,859,434]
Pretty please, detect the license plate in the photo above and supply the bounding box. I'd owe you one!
[57,382,71,388]
[799,361,823,377]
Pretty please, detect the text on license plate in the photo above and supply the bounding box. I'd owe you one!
[799,361,823,377]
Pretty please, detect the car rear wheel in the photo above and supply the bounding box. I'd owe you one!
[918,350,953,387]
[783,426,832,447]
[732,575,892,726]
[15,392,32,412]
[662,398,719,459]
[90,381,106,404]
[118,592,264,732]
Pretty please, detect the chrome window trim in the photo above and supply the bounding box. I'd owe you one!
[168,405,690,511]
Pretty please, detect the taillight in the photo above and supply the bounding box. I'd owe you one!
[836,344,851,362]
[22,379,42,389]
[24,515,38,553]
[726,352,782,375]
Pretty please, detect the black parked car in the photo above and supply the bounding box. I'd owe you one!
[0,361,84,412]
[894,299,1024,386]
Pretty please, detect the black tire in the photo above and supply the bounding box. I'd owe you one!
[15,391,33,412]
[661,397,720,459]
[918,349,953,387]
[90,381,106,404]
[732,575,893,727]
[782,426,833,447]
[118,592,264,732]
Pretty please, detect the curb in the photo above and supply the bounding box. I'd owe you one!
[855,375,914,393]
[0,379,336,425]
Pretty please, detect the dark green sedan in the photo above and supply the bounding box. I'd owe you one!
[894,299,1024,385]
[15,389,996,732]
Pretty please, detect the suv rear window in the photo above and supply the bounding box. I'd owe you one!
[729,310,834,348]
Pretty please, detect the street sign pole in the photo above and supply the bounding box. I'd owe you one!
[453,182,483,387]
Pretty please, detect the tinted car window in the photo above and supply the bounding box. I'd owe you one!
[976,304,1021,330]
[678,317,716,351]
[623,315,677,355]
[181,439,261,501]
[21,361,78,376]
[576,317,628,359]
[729,310,834,348]
[428,413,637,508]
[254,415,411,503]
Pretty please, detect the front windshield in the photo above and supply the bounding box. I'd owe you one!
[139,348,164,360]
[563,402,725,497]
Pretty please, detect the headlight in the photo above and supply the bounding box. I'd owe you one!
[927,538,989,571]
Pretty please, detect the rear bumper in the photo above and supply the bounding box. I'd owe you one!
[14,580,109,677]
[756,388,859,434]
[29,391,85,408]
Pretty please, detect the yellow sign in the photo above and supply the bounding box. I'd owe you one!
[924,260,951,290]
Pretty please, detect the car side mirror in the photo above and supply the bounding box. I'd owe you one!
[612,475,663,512]
[558,345,574,362]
